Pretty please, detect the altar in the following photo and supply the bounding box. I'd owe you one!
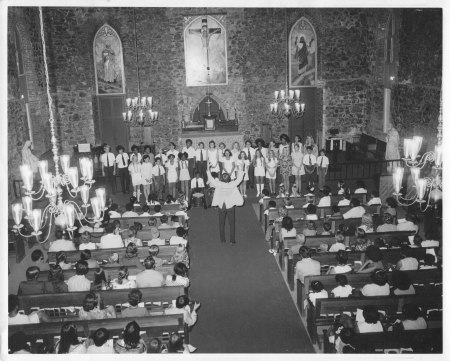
[178,131,244,150]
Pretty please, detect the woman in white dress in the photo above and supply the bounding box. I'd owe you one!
[291,134,303,153]
[291,143,305,196]
[221,149,236,180]
[166,154,179,199]
[166,142,179,160]
[178,152,191,198]
[141,154,153,203]
[218,142,226,172]
[265,149,278,196]
[231,142,241,162]
[253,149,266,197]
[236,151,249,197]
[207,140,220,173]
[128,154,143,203]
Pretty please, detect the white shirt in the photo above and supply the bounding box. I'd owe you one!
[331,284,353,298]
[338,199,351,206]
[354,188,367,194]
[303,154,317,166]
[361,283,390,296]
[87,343,115,354]
[243,147,256,162]
[207,170,244,209]
[191,177,205,188]
[67,275,91,292]
[165,275,190,287]
[99,233,124,249]
[397,221,419,233]
[358,321,383,333]
[195,148,208,161]
[165,305,198,327]
[316,155,329,167]
[182,146,196,159]
[294,258,321,283]
[109,210,121,218]
[367,197,381,205]
[155,153,167,164]
[308,289,328,306]
[329,242,346,252]
[402,317,427,330]
[317,196,331,207]
[135,269,164,288]
[116,153,130,168]
[130,152,142,163]
[256,147,268,158]
[100,152,116,167]
[169,236,188,246]
[79,242,97,250]
[166,149,179,160]
[8,312,40,325]
[48,239,76,252]
[343,206,366,219]
[122,210,139,217]
[152,165,166,176]
[306,214,318,220]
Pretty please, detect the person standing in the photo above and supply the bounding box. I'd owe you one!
[207,167,245,244]
[101,144,116,195]
[115,145,130,194]
[152,157,166,201]
[316,148,329,191]
[303,146,317,191]
[129,154,143,203]
[291,143,304,196]
[243,140,256,190]
[195,141,208,182]
[182,139,196,178]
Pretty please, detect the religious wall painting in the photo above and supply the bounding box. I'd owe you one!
[289,17,317,87]
[184,15,228,87]
[93,24,125,94]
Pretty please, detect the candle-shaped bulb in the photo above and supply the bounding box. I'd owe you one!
[80,185,90,205]
[95,188,106,209]
[410,167,420,186]
[22,196,33,216]
[30,209,42,233]
[416,178,427,201]
[294,89,301,99]
[126,98,131,107]
[434,145,442,167]
[20,164,33,192]
[274,91,279,100]
[289,90,294,99]
[154,111,158,120]
[301,103,306,111]
[403,139,411,159]
[141,97,146,106]
[12,203,23,226]
[85,159,93,181]
[68,167,79,188]
[38,160,48,179]
[42,172,55,195]
[122,112,127,121]
[91,197,101,219]
[294,103,300,112]
[147,97,153,107]
[280,90,285,99]
[392,167,404,193]
[60,155,70,174]
[63,203,76,228]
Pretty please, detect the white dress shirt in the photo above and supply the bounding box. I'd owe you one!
[342,206,366,219]
[338,199,351,206]
[317,196,331,207]
[67,275,91,292]
[294,258,321,284]
[195,148,208,161]
[182,146,196,159]
[303,154,317,166]
[316,155,329,167]
[191,177,205,188]
[152,165,166,176]
[115,153,130,168]
[207,170,244,209]
[331,284,353,298]
[100,152,116,167]
[48,239,77,252]
[99,233,124,249]
[243,147,256,162]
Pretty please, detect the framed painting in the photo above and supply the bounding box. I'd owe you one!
[289,17,317,87]
[184,15,228,87]
[93,24,125,95]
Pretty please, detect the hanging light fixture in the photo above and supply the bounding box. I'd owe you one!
[270,89,306,120]
[123,8,159,126]
[391,93,443,211]
[11,7,106,242]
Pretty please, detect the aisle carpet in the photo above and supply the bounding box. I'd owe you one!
[187,199,314,353]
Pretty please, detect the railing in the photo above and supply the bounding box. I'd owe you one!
[327,159,404,181]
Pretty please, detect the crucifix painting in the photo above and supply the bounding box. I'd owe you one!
[184,15,227,87]
[289,17,317,87]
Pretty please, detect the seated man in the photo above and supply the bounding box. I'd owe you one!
[135,257,164,288]
[147,227,166,246]
[8,294,50,325]
[152,204,164,217]
[189,171,207,209]
[48,229,76,252]
[87,328,115,353]
[169,227,188,246]
[342,198,366,219]
[158,214,171,229]
[121,289,149,317]
[122,203,139,217]
[17,266,46,295]
[108,203,121,218]
[294,246,321,284]
[67,260,91,292]
[99,223,124,249]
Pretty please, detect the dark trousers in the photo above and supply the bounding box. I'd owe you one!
[117,167,130,193]
[196,160,207,182]
[153,175,164,200]
[247,163,255,187]
[218,204,235,243]
[317,167,327,190]
[104,166,116,194]
[303,166,316,188]
[188,158,195,178]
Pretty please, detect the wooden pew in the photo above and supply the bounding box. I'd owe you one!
[18,285,186,313]
[120,215,187,228]
[309,295,442,347]
[286,244,428,290]
[47,245,178,263]
[9,314,187,350]
[296,269,442,316]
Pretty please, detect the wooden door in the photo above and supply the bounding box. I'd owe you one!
[289,87,317,142]
[97,95,129,151]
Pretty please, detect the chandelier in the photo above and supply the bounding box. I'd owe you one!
[270,89,306,120]
[11,7,106,242]
[392,95,443,211]
[122,8,159,126]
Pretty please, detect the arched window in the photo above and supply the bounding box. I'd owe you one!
[192,96,226,123]
[288,17,317,87]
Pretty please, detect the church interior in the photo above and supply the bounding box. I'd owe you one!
[5,5,444,356]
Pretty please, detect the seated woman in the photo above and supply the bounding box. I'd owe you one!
[397,212,419,233]
[171,244,190,268]
[328,232,346,252]
[303,221,317,237]
[354,180,367,194]
[78,293,116,320]
[147,227,166,246]
[337,180,350,195]
[165,333,190,353]
[317,186,331,207]
[158,214,171,229]
[279,216,297,243]
[56,251,73,270]
[55,322,87,354]
[366,190,381,206]
[124,225,143,247]
[111,266,136,289]
[360,269,390,296]
[358,213,374,233]
[165,262,190,287]
[400,303,427,330]
[391,270,415,295]
[121,289,149,318]
[327,205,343,219]
[79,249,98,269]
[283,197,294,209]
[419,253,438,270]
[394,245,419,271]
[384,196,398,221]
[17,266,46,295]
[331,274,353,298]
[164,295,201,327]
[337,193,351,207]
[147,192,160,206]
[356,305,384,333]
[307,280,328,307]
[114,321,147,354]
[376,212,397,232]
[353,229,373,251]
[328,250,353,274]
[321,222,332,235]
[45,264,69,293]
[305,203,318,220]
[357,245,384,273]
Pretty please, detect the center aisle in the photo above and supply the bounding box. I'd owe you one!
[187,199,315,353]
